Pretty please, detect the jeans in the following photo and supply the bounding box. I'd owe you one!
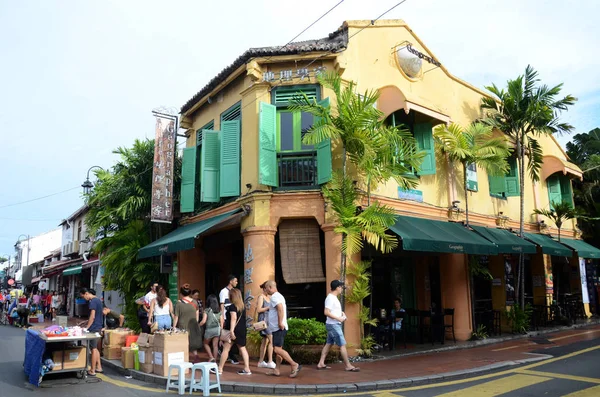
[156,314,172,330]
[325,323,346,346]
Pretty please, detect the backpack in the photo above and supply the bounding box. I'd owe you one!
[206,309,220,328]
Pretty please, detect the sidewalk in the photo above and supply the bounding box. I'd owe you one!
[101,321,600,394]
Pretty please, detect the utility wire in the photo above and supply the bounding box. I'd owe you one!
[240,0,411,113]
[0,187,80,210]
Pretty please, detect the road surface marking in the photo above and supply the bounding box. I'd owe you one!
[491,344,526,351]
[433,374,551,396]
[96,374,161,393]
[516,369,600,385]
[562,385,600,396]
[549,330,599,342]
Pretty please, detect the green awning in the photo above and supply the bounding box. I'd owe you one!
[471,226,537,254]
[137,209,241,259]
[62,265,82,276]
[389,216,498,255]
[559,238,600,259]
[523,233,573,257]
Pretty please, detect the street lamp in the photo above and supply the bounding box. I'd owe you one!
[82,165,104,194]
[15,234,30,273]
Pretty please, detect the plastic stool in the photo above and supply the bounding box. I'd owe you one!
[189,362,221,396]
[166,362,193,395]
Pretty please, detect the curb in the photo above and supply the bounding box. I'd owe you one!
[100,321,599,395]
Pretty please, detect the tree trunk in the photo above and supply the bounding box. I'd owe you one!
[340,146,348,312]
[463,162,469,226]
[518,135,526,308]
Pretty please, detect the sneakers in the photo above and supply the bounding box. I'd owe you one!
[267,361,276,369]
[230,359,239,365]
[258,361,269,368]
[237,370,252,375]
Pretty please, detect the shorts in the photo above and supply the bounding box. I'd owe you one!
[326,323,346,346]
[272,330,287,348]
[156,314,172,330]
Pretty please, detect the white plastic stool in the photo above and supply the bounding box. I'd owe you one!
[166,362,193,395]
[189,362,221,396]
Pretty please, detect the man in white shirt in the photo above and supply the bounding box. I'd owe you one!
[317,280,359,372]
[219,275,239,364]
[135,282,157,334]
[265,280,301,378]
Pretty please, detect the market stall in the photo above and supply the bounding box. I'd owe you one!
[24,327,101,387]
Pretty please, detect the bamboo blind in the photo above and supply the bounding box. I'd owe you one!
[279,219,326,284]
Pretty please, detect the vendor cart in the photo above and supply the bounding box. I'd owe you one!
[24,329,102,387]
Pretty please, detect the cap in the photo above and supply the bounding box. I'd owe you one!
[330,280,344,291]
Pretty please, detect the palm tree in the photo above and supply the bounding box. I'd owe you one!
[533,202,586,243]
[481,65,577,307]
[290,72,423,308]
[433,122,511,226]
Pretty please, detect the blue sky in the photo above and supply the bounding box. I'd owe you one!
[1,0,599,259]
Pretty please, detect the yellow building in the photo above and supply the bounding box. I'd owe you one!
[139,20,600,345]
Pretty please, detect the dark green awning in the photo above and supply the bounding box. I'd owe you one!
[471,226,537,254]
[389,216,498,255]
[523,233,572,257]
[62,265,82,276]
[138,209,241,259]
[559,238,600,259]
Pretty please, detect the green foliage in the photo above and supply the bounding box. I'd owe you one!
[469,256,493,280]
[504,303,533,334]
[470,324,489,341]
[0,256,8,264]
[283,318,327,350]
[356,334,376,358]
[533,202,592,242]
[346,260,378,356]
[85,139,181,329]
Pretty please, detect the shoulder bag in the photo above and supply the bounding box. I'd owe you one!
[220,310,241,343]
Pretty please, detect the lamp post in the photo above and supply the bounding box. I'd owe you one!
[82,166,104,194]
[15,234,30,273]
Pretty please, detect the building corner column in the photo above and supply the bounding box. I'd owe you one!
[241,226,277,328]
[321,223,361,352]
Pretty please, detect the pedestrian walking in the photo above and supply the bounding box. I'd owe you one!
[317,280,359,372]
[45,291,53,320]
[219,275,239,364]
[135,282,157,333]
[148,285,174,331]
[217,288,252,376]
[199,294,222,363]
[264,280,301,378]
[256,281,275,369]
[173,284,203,362]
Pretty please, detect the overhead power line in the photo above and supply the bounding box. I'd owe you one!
[0,187,80,210]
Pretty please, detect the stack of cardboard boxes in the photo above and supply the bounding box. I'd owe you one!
[151,332,189,377]
[102,329,135,360]
[136,333,154,373]
[52,347,87,370]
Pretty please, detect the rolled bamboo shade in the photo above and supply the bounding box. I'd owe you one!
[279,219,326,284]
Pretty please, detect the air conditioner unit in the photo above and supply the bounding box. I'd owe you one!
[63,241,77,256]
[79,241,90,255]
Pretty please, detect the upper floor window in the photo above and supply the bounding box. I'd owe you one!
[386,110,436,176]
[547,173,573,208]
[489,157,519,198]
[272,85,319,153]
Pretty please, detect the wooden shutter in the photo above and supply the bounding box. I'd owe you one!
[546,174,562,209]
[488,174,505,195]
[219,120,240,197]
[279,219,326,284]
[201,131,220,202]
[560,176,573,206]
[504,157,520,197]
[180,147,197,213]
[414,122,436,175]
[273,86,318,106]
[259,102,278,187]
[316,97,332,184]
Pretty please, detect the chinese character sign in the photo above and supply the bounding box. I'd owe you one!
[151,116,176,223]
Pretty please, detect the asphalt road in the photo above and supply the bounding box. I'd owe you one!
[2,323,599,396]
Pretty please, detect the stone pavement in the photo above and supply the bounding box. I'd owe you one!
[100,322,600,394]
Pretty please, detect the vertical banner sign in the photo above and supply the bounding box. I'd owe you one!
[151,116,176,223]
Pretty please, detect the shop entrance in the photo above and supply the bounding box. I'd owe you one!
[202,228,244,298]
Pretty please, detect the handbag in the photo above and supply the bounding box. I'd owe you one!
[220,310,242,343]
[252,320,267,331]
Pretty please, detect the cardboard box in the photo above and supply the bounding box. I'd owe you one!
[138,347,154,374]
[152,333,189,377]
[103,345,122,360]
[121,347,135,369]
[137,333,154,348]
[52,347,87,370]
[57,316,68,328]
[104,329,135,347]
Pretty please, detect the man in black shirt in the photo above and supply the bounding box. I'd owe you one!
[81,288,103,376]
[103,305,124,329]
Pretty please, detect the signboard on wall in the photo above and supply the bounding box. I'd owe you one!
[150,115,176,223]
[398,188,424,202]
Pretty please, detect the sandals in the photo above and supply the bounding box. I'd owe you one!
[345,367,360,372]
[317,365,331,370]
[289,365,302,378]
[265,371,281,377]
[87,371,96,377]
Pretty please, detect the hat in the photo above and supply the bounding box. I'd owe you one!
[330,280,344,291]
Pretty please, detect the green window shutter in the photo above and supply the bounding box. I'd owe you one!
[221,102,241,122]
[201,131,220,202]
[180,147,197,213]
[259,102,278,187]
[504,157,520,197]
[219,120,240,197]
[414,122,436,175]
[273,85,319,106]
[488,174,506,195]
[559,176,573,206]
[547,174,562,209]
[316,97,332,184]
[197,120,214,146]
